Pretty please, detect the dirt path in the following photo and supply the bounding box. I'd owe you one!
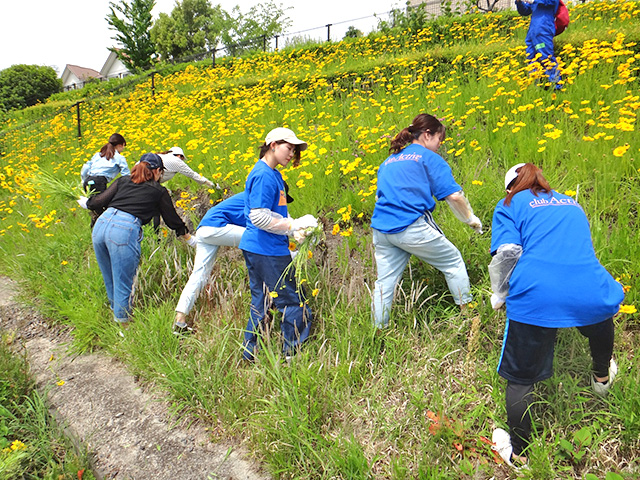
[0,276,269,480]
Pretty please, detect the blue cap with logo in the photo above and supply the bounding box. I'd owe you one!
[139,153,165,170]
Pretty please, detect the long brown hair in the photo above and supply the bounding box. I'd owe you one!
[130,162,155,184]
[259,140,302,167]
[389,114,445,154]
[504,163,552,206]
[99,133,126,160]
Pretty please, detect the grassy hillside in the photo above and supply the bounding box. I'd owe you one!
[1,1,639,478]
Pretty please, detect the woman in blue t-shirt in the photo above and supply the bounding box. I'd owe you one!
[239,127,318,361]
[174,192,246,333]
[489,163,623,465]
[371,113,483,328]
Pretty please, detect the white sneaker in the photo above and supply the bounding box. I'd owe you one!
[591,358,617,396]
[492,427,513,466]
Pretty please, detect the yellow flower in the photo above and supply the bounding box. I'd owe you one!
[61,260,68,266]
[613,144,630,157]
[269,292,278,298]
[57,379,65,386]
[619,304,636,314]
[312,288,319,297]
[332,224,340,235]
[307,251,313,259]
[472,180,483,186]
[564,190,577,196]
[10,440,26,451]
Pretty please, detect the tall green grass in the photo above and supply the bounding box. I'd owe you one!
[0,2,639,478]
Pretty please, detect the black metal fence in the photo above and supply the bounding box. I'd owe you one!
[5,0,515,139]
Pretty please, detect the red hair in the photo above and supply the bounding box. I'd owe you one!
[504,163,551,206]
[130,162,155,184]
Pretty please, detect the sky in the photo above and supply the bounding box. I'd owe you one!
[0,0,401,76]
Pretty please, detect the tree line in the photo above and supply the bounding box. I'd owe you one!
[0,0,290,114]
[107,0,292,73]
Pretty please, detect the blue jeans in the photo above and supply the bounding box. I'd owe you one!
[242,251,312,360]
[372,216,472,328]
[176,224,245,315]
[92,207,142,322]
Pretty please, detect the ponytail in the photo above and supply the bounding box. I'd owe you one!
[99,133,126,160]
[389,114,445,154]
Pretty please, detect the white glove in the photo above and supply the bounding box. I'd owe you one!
[293,229,308,243]
[77,196,88,209]
[491,293,505,310]
[183,234,197,247]
[466,214,483,234]
[290,214,318,232]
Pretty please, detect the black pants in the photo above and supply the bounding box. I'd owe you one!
[83,176,108,228]
[83,175,108,194]
[506,317,614,455]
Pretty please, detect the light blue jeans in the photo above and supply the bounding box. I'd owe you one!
[92,207,142,322]
[175,224,245,315]
[372,215,472,328]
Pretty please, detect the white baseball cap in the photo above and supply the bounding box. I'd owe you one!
[265,127,308,151]
[169,146,185,157]
[505,163,526,190]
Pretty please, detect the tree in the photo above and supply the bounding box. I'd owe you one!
[344,26,363,39]
[151,0,230,62]
[221,1,292,56]
[0,65,62,112]
[106,0,156,72]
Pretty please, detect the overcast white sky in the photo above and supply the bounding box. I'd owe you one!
[1,0,400,75]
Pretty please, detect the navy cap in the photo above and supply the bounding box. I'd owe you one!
[140,152,164,170]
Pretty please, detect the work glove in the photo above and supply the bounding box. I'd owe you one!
[77,196,88,209]
[290,214,318,232]
[491,293,505,310]
[293,229,309,243]
[466,214,483,234]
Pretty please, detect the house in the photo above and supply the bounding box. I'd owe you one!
[100,50,131,80]
[61,64,103,91]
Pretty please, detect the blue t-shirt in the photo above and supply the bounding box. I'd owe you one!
[371,143,462,234]
[198,192,246,229]
[239,160,289,256]
[491,189,623,328]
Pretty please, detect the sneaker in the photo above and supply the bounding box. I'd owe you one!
[591,358,617,397]
[492,428,513,466]
[172,322,193,336]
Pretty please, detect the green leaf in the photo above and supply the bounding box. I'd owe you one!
[559,438,573,452]
[574,427,592,447]
[605,473,625,480]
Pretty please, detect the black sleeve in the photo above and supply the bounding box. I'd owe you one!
[158,188,188,236]
[86,178,119,211]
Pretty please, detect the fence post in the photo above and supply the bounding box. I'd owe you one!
[275,35,279,50]
[73,101,84,138]
[150,72,156,97]
[326,24,332,42]
[262,35,267,52]
[212,48,216,67]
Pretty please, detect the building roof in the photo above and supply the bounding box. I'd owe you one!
[63,64,103,81]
